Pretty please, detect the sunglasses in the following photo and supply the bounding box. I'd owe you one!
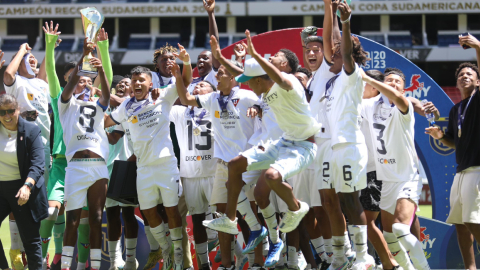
[0,109,16,116]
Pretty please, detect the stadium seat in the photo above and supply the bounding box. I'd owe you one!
[155,36,180,49]
[56,38,75,51]
[387,34,412,48]
[76,0,101,3]
[363,34,385,45]
[1,38,28,51]
[204,35,229,49]
[127,0,149,2]
[437,34,459,47]
[49,0,71,3]
[128,37,153,50]
[0,0,28,3]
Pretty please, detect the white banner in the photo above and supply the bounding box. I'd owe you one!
[248,0,480,16]
[0,2,245,18]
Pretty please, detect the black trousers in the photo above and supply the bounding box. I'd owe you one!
[0,180,42,270]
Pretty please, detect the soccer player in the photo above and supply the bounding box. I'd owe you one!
[58,38,111,270]
[361,68,431,270]
[425,31,480,270]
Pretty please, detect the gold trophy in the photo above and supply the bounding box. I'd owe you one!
[78,7,104,78]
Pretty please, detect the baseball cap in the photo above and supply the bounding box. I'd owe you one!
[235,58,267,83]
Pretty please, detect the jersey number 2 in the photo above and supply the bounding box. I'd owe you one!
[79,105,97,133]
[187,120,212,150]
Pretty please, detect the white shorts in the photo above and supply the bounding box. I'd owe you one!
[105,198,138,208]
[244,170,262,202]
[331,143,367,193]
[380,180,422,215]
[64,159,109,212]
[447,166,480,225]
[315,138,333,190]
[137,156,182,210]
[211,161,228,205]
[182,176,214,215]
[293,169,322,207]
[241,138,317,180]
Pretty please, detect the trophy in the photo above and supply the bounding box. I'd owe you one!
[78,7,104,78]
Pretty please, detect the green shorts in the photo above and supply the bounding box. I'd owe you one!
[47,157,89,211]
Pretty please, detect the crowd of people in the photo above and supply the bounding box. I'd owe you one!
[1,0,480,270]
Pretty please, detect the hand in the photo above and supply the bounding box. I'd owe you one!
[55,39,63,48]
[97,28,108,42]
[246,105,262,118]
[203,0,215,14]
[234,43,246,59]
[422,101,438,116]
[425,126,444,139]
[169,62,181,78]
[19,43,32,55]
[0,50,5,69]
[151,88,165,100]
[338,0,352,22]
[16,185,31,206]
[89,57,103,71]
[173,43,190,62]
[459,34,480,50]
[300,26,318,42]
[209,35,222,60]
[82,38,95,56]
[242,29,258,57]
[332,0,340,12]
[43,21,61,36]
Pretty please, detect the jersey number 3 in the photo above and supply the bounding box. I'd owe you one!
[79,105,97,133]
[373,123,387,155]
[187,120,212,151]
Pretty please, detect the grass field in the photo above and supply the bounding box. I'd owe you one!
[0,205,434,267]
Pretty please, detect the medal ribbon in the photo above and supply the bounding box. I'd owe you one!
[74,88,90,101]
[218,89,236,113]
[189,107,207,126]
[321,74,340,101]
[457,91,475,136]
[157,73,173,87]
[125,94,152,119]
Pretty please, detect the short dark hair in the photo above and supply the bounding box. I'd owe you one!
[130,66,152,79]
[365,70,384,82]
[279,49,299,74]
[152,43,178,72]
[112,75,125,89]
[296,67,312,79]
[455,62,480,80]
[304,36,324,47]
[64,61,77,76]
[384,68,405,83]
[202,80,217,92]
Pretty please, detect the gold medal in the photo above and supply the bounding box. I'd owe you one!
[127,115,134,122]
[458,129,462,138]
[193,127,201,136]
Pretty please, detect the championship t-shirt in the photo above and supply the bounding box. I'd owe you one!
[58,97,109,161]
[362,98,420,182]
[196,88,257,162]
[262,72,321,141]
[5,75,51,146]
[170,105,216,178]
[187,69,218,94]
[326,64,365,147]
[110,84,178,167]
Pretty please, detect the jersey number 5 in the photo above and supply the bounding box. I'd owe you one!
[79,105,97,133]
[187,120,212,151]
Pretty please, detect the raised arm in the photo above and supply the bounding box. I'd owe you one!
[204,0,221,70]
[37,56,47,83]
[338,0,355,74]
[244,30,293,90]
[459,34,480,71]
[332,0,341,42]
[170,62,199,107]
[361,69,409,113]
[94,29,113,90]
[61,38,94,102]
[323,0,334,64]
[173,43,192,87]
[90,57,110,108]
[210,36,244,76]
[4,43,31,86]
[43,21,62,99]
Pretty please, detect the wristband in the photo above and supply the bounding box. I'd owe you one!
[24,182,34,191]
[341,14,351,24]
[438,132,445,140]
[183,60,191,65]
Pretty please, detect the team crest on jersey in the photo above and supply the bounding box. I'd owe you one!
[429,117,455,156]
[27,93,34,100]
[232,98,239,107]
[131,116,138,124]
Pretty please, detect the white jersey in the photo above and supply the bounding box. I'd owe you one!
[361,98,420,182]
[4,75,51,145]
[196,88,257,162]
[110,84,178,167]
[151,71,176,89]
[58,97,109,161]
[109,123,134,162]
[248,97,283,146]
[361,95,381,173]
[308,58,337,139]
[187,69,218,94]
[326,64,365,147]
[262,72,320,141]
[170,105,216,178]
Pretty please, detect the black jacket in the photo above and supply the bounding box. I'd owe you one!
[15,117,48,222]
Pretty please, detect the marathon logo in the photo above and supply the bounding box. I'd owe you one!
[77,134,99,143]
[185,155,212,161]
[378,158,396,164]
[430,117,455,156]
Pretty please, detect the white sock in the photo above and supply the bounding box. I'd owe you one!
[108,240,118,264]
[383,231,412,269]
[324,238,333,263]
[90,249,102,269]
[392,223,430,270]
[234,238,243,258]
[196,242,209,265]
[263,236,269,257]
[9,220,21,250]
[150,223,170,251]
[351,225,368,259]
[77,262,86,270]
[205,209,218,240]
[247,252,254,267]
[310,236,325,259]
[171,227,183,265]
[61,246,75,269]
[260,203,279,243]
[287,246,298,268]
[332,236,346,262]
[230,240,235,263]
[344,229,353,254]
[145,226,160,251]
[165,222,173,246]
[237,190,261,231]
[116,240,123,262]
[125,238,137,262]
